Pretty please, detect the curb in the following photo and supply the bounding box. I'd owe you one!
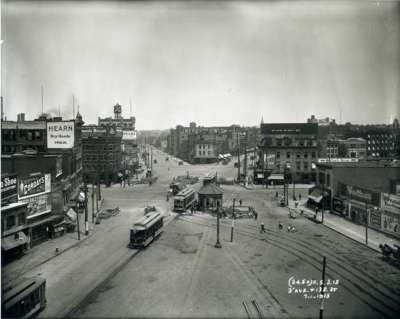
[322,222,379,253]
[62,249,140,318]
[15,201,105,278]
[31,232,93,271]
[296,205,380,253]
[63,210,179,318]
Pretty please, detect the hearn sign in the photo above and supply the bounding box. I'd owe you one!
[47,121,75,149]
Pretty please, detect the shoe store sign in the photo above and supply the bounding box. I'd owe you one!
[1,173,18,204]
[18,173,51,200]
[47,121,75,149]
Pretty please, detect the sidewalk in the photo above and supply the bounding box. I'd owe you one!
[2,188,100,284]
[287,199,400,252]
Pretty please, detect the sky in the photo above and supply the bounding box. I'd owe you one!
[1,0,400,130]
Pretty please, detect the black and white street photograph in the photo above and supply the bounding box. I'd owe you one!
[1,0,400,318]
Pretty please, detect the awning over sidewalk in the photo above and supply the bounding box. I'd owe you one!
[1,232,28,251]
[267,174,284,181]
[308,188,323,203]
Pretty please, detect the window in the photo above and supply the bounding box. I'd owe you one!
[296,162,301,171]
[304,162,308,171]
[311,152,316,159]
[304,152,308,158]
[6,215,16,229]
[286,152,291,158]
[276,152,280,159]
[296,153,301,159]
[17,213,26,226]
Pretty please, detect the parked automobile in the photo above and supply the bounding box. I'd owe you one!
[178,161,184,165]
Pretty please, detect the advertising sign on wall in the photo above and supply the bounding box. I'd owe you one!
[341,184,380,207]
[1,174,18,204]
[381,193,400,211]
[47,121,75,149]
[18,173,51,200]
[56,156,63,177]
[122,130,137,141]
[20,193,52,218]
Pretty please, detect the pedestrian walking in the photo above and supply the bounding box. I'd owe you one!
[275,191,278,198]
[260,222,266,233]
[254,211,258,220]
[278,222,283,230]
[239,199,242,206]
[299,194,302,201]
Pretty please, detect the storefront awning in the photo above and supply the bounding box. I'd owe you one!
[308,187,324,203]
[267,174,284,180]
[308,195,323,203]
[1,232,28,251]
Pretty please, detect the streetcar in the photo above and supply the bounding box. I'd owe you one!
[173,187,196,212]
[128,211,164,249]
[170,182,185,195]
[2,276,47,318]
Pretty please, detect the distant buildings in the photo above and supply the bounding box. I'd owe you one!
[258,123,319,183]
[166,122,259,164]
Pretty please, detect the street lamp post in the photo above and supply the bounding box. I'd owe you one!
[215,207,222,248]
[365,202,369,245]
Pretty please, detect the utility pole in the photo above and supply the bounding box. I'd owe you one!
[319,256,326,319]
[151,146,153,171]
[214,208,222,248]
[365,202,369,245]
[84,183,89,235]
[231,198,236,242]
[244,130,248,183]
[76,204,81,240]
[91,183,95,223]
[237,131,241,183]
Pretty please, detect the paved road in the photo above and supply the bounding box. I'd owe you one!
[66,147,400,319]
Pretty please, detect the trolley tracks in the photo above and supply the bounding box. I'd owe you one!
[178,215,400,318]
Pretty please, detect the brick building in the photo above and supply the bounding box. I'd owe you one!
[167,122,259,164]
[258,123,318,183]
[81,125,122,184]
[314,160,400,238]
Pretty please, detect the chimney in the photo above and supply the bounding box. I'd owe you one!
[17,113,25,122]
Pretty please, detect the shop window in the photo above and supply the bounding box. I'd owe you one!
[6,215,16,229]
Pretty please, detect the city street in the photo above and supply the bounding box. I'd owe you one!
[10,147,397,318]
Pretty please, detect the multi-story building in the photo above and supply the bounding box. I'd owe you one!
[366,128,397,159]
[194,143,216,163]
[98,103,135,130]
[258,123,318,183]
[98,104,138,172]
[314,160,400,238]
[167,122,259,163]
[1,112,85,247]
[81,125,122,184]
[341,137,366,159]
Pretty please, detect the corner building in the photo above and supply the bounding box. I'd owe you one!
[258,123,318,183]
